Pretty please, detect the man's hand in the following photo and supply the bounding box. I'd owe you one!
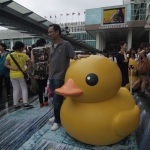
[75,54,90,60]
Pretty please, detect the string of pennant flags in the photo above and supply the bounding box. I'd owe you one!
[44,12,86,23]
[45,12,86,18]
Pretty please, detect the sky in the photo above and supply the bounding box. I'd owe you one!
[13,0,123,24]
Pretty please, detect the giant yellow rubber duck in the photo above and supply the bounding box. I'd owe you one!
[55,55,140,146]
[125,58,139,90]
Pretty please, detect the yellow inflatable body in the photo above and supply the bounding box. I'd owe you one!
[125,58,139,89]
[55,55,140,146]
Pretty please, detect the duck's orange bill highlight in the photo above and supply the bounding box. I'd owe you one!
[55,78,83,96]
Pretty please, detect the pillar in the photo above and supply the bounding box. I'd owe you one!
[96,32,105,51]
[96,32,100,50]
[10,39,13,49]
[149,30,150,43]
[127,29,132,51]
[32,37,35,45]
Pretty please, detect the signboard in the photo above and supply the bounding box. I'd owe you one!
[99,24,128,29]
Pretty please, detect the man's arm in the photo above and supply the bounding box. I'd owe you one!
[65,41,89,60]
[74,54,90,60]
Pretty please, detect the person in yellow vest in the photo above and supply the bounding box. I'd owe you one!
[5,41,34,109]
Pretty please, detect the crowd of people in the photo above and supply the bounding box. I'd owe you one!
[0,24,89,131]
[106,42,150,98]
[0,23,150,132]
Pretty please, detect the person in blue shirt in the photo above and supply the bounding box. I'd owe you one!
[0,43,11,98]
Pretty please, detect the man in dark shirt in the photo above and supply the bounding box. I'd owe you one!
[48,24,89,131]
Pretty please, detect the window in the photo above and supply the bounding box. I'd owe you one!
[130,2,147,21]
[13,39,22,45]
[23,38,32,46]
[4,39,11,49]
[34,37,39,43]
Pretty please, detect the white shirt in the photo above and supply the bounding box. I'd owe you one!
[147,53,150,60]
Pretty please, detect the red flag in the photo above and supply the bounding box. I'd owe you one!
[72,13,75,15]
[55,15,56,18]
[60,14,63,16]
[78,12,80,16]
[66,13,69,16]
[50,16,52,18]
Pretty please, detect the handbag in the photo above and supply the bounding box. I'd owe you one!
[9,53,31,84]
[45,80,52,98]
[137,57,149,74]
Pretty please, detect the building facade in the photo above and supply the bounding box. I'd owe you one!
[85,0,150,51]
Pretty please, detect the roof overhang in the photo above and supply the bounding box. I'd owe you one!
[0,0,99,53]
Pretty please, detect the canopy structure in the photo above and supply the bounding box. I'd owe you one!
[0,0,99,53]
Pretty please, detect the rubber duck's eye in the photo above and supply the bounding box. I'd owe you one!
[86,73,98,86]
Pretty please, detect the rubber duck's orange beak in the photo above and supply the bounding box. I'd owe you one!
[55,78,83,96]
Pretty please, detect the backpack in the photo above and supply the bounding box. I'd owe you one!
[137,57,149,74]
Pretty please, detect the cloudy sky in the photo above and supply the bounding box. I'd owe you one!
[13,0,123,24]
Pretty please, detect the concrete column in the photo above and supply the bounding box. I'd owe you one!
[149,31,150,43]
[100,37,103,51]
[127,29,132,51]
[10,39,13,49]
[100,35,106,52]
[103,39,106,51]
[32,37,35,44]
[96,32,106,51]
[96,32,100,50]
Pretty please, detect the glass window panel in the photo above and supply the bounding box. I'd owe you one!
[141,3,146,9]
[4,39,10,49]
[46,40,51,44]
[140,9,146,14]
[134,4,140,9]
[43,21,51,27]
[0,0,11,3]
[7,2,31,14]
[34,37,39,43]
[80,33,83,40]
[131,3,134,9]
[131,10,134,15]
[13,39,22,45]
[131,15,135,20]
[140,14,146,20]
[135,15,139,20]
[28,13,45,22]
[23,38,32,46]
[86,8,101,25]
